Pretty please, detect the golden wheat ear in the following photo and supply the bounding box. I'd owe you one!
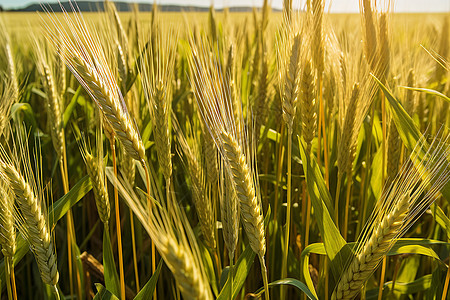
[140,25,177,184]
[173,116,216,249]
[0,78,15,138]
[0,126,59,293]
[333,132,450,300]
[188,34,269,300]
[33,38,65,163]
[41,0,145,164]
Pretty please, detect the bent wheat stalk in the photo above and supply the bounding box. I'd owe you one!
[106,163,213,300]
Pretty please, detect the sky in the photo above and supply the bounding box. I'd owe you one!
[1,0,449,13]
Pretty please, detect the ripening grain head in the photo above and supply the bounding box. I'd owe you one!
[333,132,450,300]
[41,2,145,163]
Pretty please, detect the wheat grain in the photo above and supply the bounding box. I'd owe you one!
[281,34,301,134]
[337,83,360,178]
[0,183,15,260]
[300,60,317,154]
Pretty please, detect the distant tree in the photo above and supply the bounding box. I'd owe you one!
[0,5,3,12]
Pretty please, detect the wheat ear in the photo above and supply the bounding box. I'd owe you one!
[76,127,110,227]
[189,36,269,300]
[0,142,59,288]
[175,118,216,249]
[0,184,15,260]
[281,34,301,134]
[337,83,360,179]
[0,79,15,137]
[0,21,19,101]
[35,52,64,162]
[333,133,450,300]
[300,60,317,154]
[360,0,378,71]
[0,183,17,300]
[43,3,146,163]
[220,164,239,261]
[333,194,410,300]
[221,131,266,257]
[141,26,175,184]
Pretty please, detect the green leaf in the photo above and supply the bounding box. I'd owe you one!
[63,86,82,127]
[252,278,318,300]
[10,103,38,132]
[301,243,325,298]
[93,283,120,300]
[219,266,230,291]
[389,238,449,263]
[134,260,162,300]
[198,242,219,296]
[31,87,48,99]
[366,275,432,299]
[103,230,120,298]
[373,76,421,151]
[48,175,92,227]
[298,138,350,277]
[401,86,450,103]
[432,204,450,240]
[374,75,450,204]
[216,246,255,300]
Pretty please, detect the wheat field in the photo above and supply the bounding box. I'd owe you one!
[0,1,450,299]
